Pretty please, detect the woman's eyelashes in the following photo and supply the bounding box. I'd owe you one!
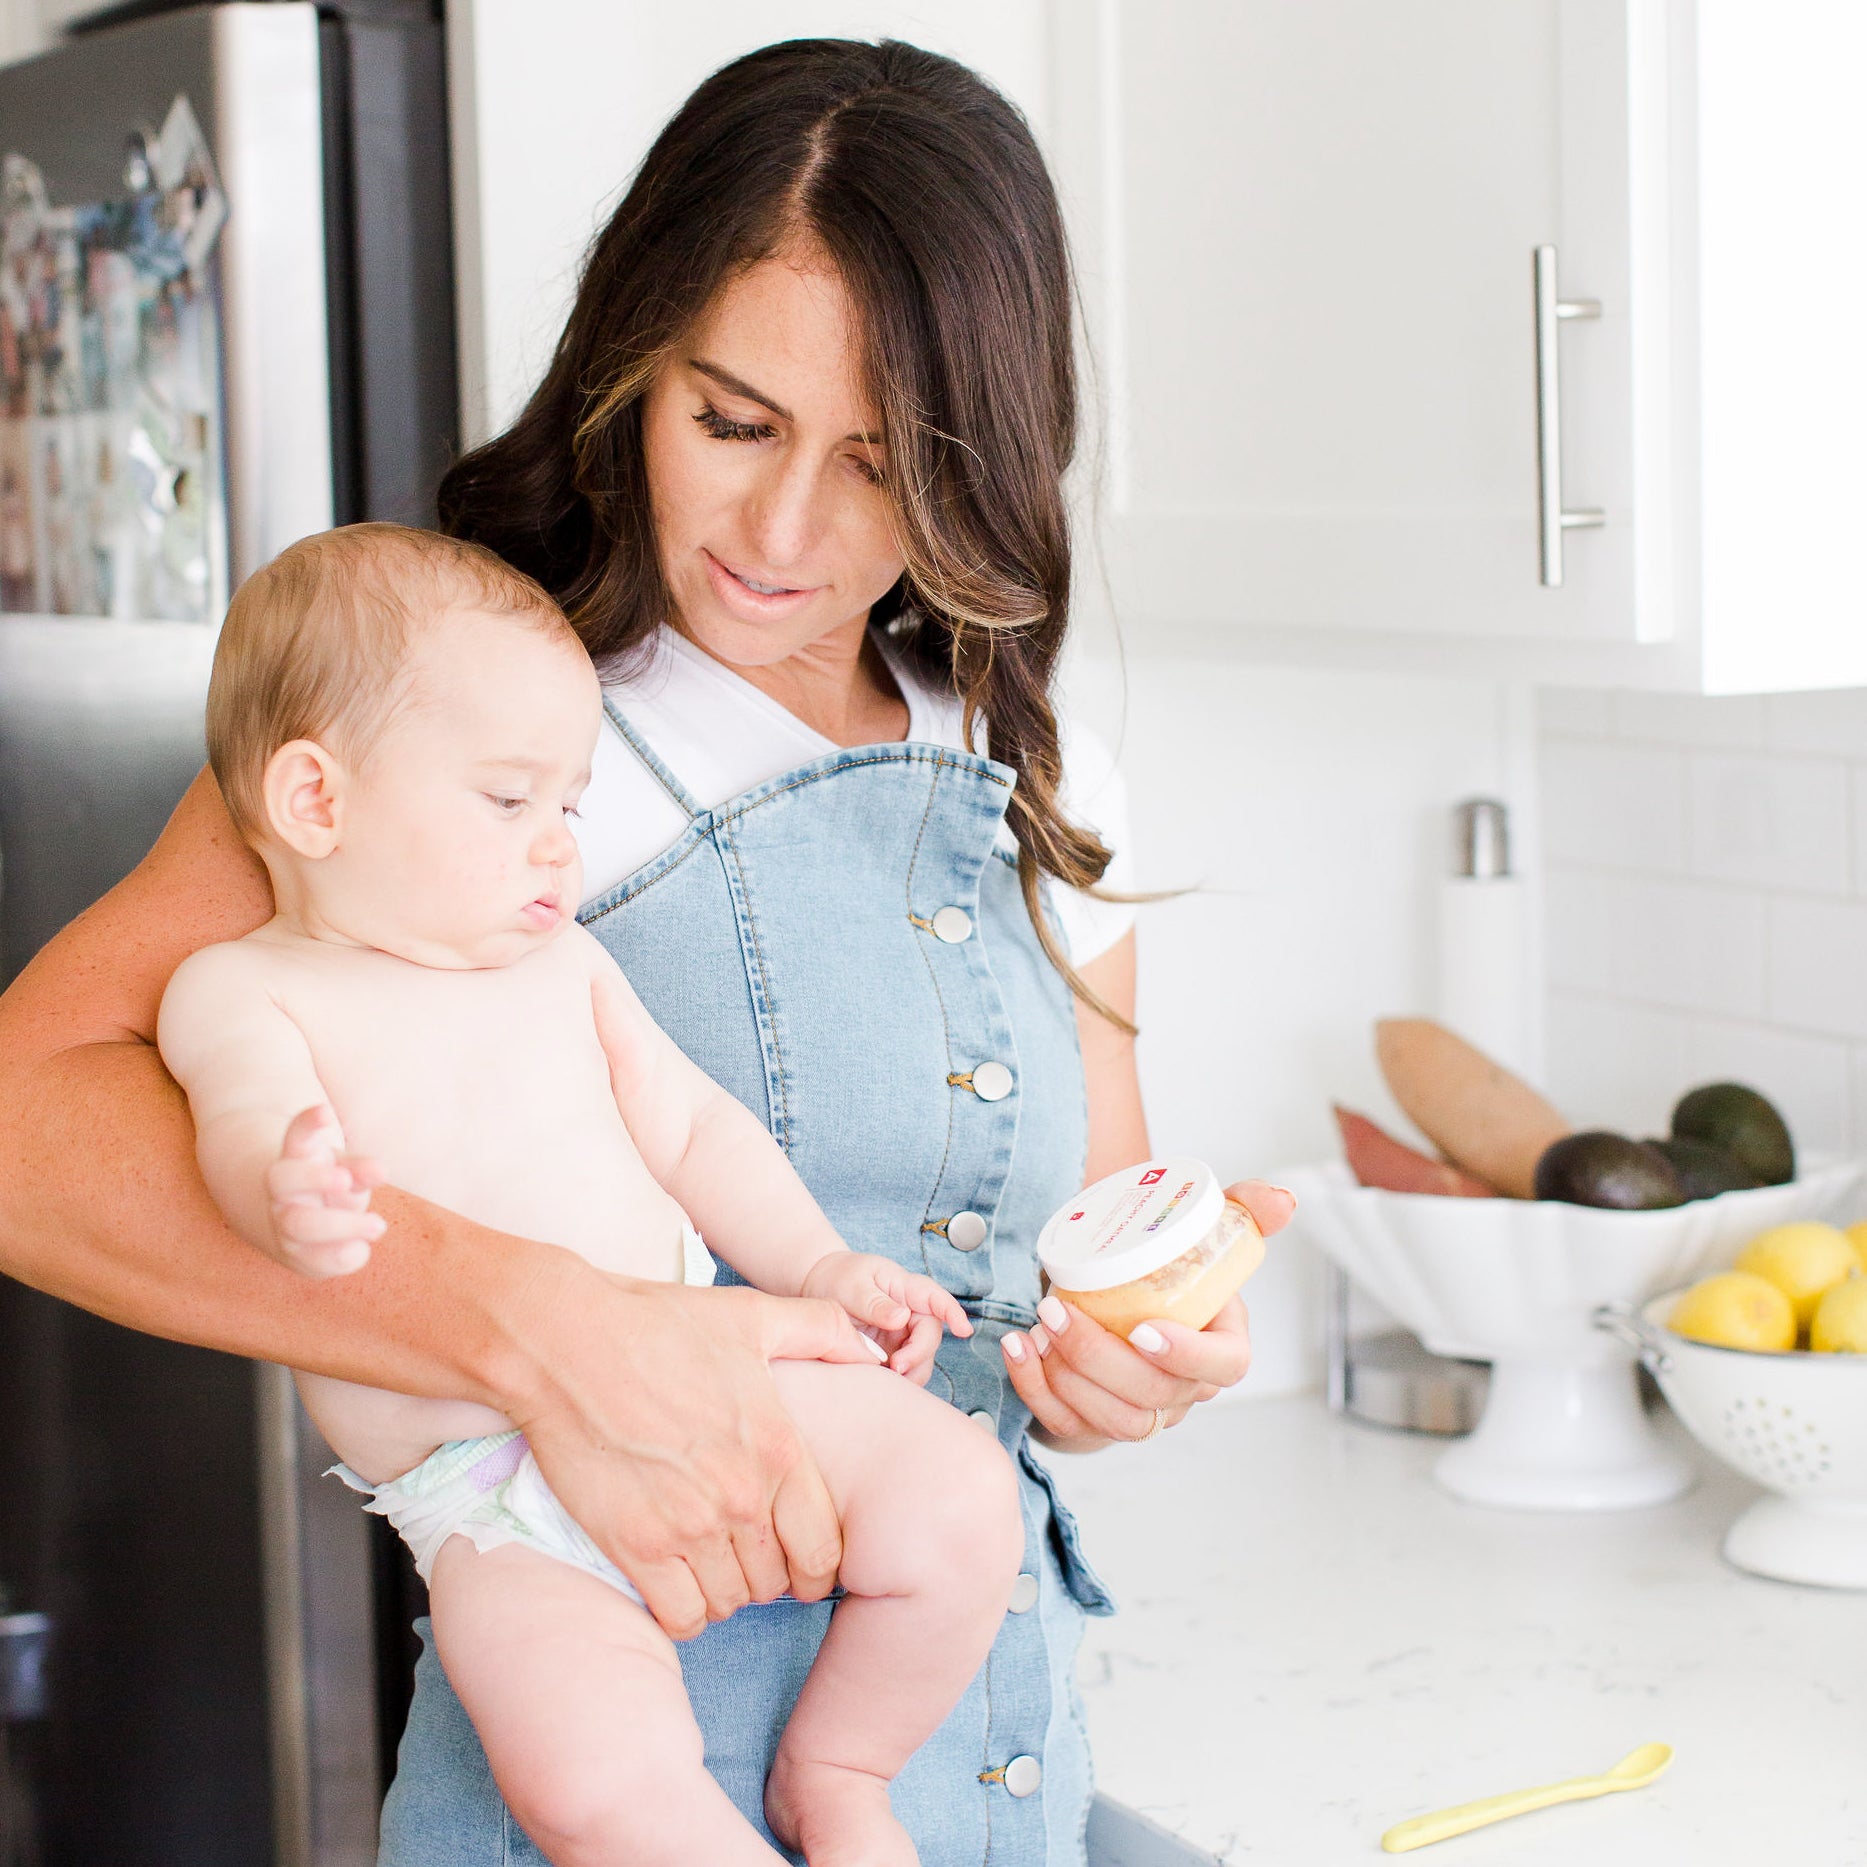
[693,403,774,444]
[693,402,885,485]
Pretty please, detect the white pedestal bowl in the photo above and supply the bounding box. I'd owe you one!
[1289,1160,1862,1511]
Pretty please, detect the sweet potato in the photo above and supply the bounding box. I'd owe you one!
[1333,1105,1497,1197]
[1374,1019,1570,1199]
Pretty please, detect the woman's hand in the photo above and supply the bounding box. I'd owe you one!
[512,1266,883,1639]
[1000,1179,1295,1449]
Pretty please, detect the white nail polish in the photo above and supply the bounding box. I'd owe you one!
[1003,1332,1027,1364]
[1130,1323,1167,1354]
[1037,1295,1068,1333]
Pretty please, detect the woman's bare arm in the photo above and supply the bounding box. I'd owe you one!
[0,769,868,1637]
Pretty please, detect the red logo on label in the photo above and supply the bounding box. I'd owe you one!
[1138,1168,1165,1186]
[1069,1211,1085,1222]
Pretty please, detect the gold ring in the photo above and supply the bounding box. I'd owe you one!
[1138,1407,1167,1442]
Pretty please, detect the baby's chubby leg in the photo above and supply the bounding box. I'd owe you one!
[428,1537,786,1867]
[764,1360,1025,1867]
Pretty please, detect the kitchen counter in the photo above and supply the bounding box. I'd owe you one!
[1054,1394,1866,1864]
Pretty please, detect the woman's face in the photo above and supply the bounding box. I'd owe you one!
[640,247,903,669]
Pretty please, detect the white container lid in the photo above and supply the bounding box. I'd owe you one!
[1038,1157,1226,1293]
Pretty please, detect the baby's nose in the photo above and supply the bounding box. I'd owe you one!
[534,819,578,866]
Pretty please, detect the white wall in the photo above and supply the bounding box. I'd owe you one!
[446,2,1532,1397]
[445,0,1048,447]
[1065,651,1523,1392]
[1540,686,1867,1161]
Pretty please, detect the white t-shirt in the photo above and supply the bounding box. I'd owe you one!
[574,627,1135,967]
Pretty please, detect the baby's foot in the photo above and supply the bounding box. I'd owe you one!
[766,1754,918,1867]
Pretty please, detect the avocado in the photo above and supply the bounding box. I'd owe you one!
[1670,1082,1795,1187]
[1533,1132,1687,1209]
[1648,1135,1764,1201]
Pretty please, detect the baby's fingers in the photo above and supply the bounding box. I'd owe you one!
[888,1313,945,1383]
[279,1104,343,1162]
[902,1274,972,1337]
[273,1201,384,1278]
[267,1155,355,1208]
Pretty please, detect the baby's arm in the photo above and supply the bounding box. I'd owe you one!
[577,931,967,1371]
[157,945,383,1278]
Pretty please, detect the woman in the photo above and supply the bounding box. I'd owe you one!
[0,38,1289,1867]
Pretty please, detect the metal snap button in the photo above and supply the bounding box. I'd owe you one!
[946,1210,988,1252]
[968,1409,995,1430]
[1008,1572,1040,1614]
[969,1060,1013,1102]
[931,905,974,943]
[1004,1755,1042,1797]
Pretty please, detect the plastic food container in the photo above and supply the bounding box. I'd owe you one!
[1037,1157,1265,1338]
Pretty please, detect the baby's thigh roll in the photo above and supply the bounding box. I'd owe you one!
[766,1359,1024,1605]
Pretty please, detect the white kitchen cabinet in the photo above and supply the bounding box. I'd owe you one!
[1051,2,1867,694]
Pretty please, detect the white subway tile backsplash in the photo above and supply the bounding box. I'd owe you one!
[1544,870,1617,995]
[1764,688,1867,759]
[1542,695,1867,1170]
[1684,1019,1853,1159]
[1852,767,1867,896]
[1766,895,1867,1039]
[1615,878,1767,1020]
[1541,742,1689,874]
[1611,690,1767,751]
[1538,687,1612,739]
[1545,872,1766,1018]
[1544,991,1694,1134]
[1688,753,1851,895]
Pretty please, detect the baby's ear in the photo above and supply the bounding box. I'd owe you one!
[262,739,346,859]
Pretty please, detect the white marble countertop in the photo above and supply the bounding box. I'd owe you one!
[1054,1394,1866,1864]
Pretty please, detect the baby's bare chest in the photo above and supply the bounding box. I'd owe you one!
[270,948,653,1251]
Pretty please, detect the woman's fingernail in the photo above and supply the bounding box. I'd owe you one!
[861,1334,888,1362]
[1130,1322,1167,1354]
[1037,1295,1069,1333]
[1030,1325,1052,1358]
[1003,1332,1027,1364]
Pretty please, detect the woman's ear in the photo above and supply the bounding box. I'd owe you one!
[262,739,347,858]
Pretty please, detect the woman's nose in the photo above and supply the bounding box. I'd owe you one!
[743,447,828,570]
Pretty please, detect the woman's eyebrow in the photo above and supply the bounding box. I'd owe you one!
[688,357,884,446]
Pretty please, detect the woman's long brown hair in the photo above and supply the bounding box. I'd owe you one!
[438,39,1123,1021]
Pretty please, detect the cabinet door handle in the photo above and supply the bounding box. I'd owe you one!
[1533,244,1605,587]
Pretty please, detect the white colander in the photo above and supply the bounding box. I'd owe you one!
[1597,1293,1867,1589]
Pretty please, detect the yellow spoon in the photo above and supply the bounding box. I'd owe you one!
[1381,1743,1674,1853]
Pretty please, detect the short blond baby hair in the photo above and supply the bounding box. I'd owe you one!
[206,522,575,843]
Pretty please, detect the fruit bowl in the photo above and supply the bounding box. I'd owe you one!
[1597,1292,1867,1588]
[1289,1159,1863,1511]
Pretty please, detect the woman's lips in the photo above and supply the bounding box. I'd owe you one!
[703,549,818,619]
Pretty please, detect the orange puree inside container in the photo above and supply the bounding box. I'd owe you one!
[1037,1158,1266,1339]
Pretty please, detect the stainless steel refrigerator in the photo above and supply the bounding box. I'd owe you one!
[0,4,454,1860]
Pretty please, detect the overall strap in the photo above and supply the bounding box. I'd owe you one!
[602,698,702,819]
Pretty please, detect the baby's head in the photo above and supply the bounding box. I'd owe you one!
[207,523,601,969]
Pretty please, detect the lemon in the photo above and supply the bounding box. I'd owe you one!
[1846,1220,1867,1273]
[1810,1273,1867,1353]
[1669,1272,1796,1351]
[1734,1222,1858,1328]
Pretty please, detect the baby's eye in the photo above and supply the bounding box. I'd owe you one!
[487,794,525,814]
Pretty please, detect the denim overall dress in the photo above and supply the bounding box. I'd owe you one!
[378,706,1114,1867]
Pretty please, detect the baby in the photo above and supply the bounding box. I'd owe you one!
[157,524,1023,1867]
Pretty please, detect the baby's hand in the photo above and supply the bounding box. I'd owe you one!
[799,1252,972,1383]
[266,1105,386,1279]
